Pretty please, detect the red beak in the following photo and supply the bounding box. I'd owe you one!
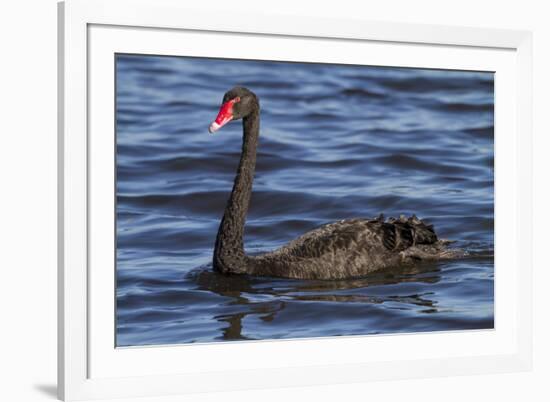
[209,97,240,133]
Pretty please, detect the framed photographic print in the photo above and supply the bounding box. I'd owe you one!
[58,0,533,400]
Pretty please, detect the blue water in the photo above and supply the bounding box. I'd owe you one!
[115,54,494,347]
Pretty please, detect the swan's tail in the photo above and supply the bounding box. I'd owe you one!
[375,214,467,261]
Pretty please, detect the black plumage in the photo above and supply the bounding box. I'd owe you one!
[210,87,461,280]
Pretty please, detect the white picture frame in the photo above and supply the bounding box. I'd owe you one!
[58,0,533,400]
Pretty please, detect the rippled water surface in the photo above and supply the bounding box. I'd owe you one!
[116,54,494,347]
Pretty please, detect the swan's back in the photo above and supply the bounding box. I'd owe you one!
[249,215,445,279]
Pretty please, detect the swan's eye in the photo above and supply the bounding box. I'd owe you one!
[234,96,241,103]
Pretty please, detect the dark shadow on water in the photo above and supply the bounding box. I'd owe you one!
[187,261,446,341]
[189,260,444,294]
[191,269,288,341]
[33,384,57,399]
[217,312,249,340]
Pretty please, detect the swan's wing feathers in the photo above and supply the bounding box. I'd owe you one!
[365,220,427,251]
[362,220,396,250]
[283,219,393,258]
[274,216,438,260]
[386,215,438,246]
[287,222,359,258]
[412,220,438,244]
[351,216,438,251]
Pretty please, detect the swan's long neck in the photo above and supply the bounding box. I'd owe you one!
[214,110,259,273]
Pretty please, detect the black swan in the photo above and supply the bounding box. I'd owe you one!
[208,86,458,280]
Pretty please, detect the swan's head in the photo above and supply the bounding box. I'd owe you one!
[209,87,259,133]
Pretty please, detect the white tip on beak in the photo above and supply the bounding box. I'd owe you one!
[208,122,221,134]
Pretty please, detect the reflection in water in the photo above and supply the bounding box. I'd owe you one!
[190,261,445,341]
[193,269,284,340]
